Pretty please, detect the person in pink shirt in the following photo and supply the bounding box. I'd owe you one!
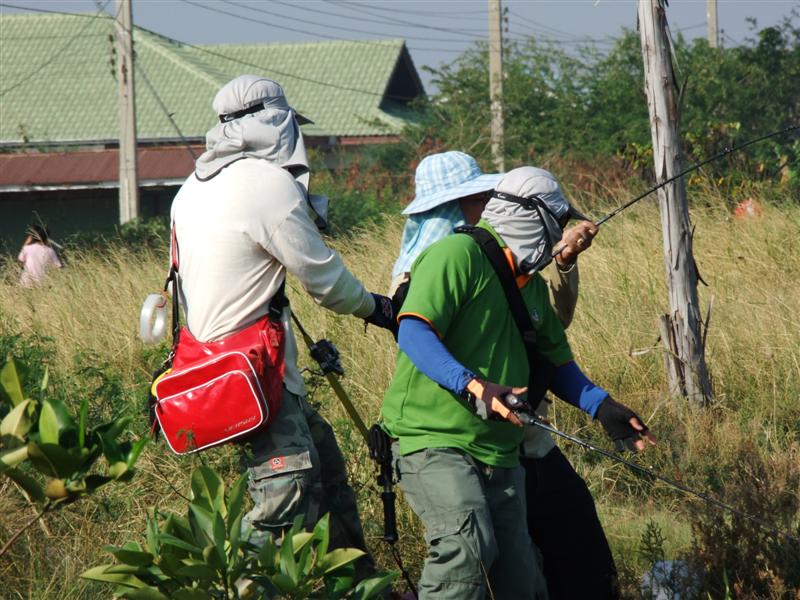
[18,224,62,287]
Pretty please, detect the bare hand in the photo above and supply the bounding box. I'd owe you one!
[555,221,598,266]
[465,378,527,427]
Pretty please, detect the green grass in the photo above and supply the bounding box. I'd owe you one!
[1,185,799,598]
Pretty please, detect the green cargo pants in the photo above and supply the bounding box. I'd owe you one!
[394,445,549,600]
[240,388,373,576]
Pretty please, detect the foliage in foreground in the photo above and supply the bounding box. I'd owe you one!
[0,356,145,556]
[83,465,395,600]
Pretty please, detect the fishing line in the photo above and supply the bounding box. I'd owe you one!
[552,123,799,256]
[523,415,800,544]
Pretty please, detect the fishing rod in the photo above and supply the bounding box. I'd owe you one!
[553,123,799,256]
[502,394,800,544]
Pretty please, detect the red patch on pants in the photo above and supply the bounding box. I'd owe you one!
[270,456,286,472]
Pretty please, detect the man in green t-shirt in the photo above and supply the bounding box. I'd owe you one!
[382,166,656,599]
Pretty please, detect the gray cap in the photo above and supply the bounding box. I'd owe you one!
[213,75,313,125]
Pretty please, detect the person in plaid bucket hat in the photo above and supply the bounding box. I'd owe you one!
[390,151,502,292]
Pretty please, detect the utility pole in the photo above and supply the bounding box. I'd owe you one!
[638,0,713,406]
[488,0,505,172]
[116,0,139,224]
[706,0,718,48]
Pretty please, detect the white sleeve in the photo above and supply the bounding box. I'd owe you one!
[262,192,375,318]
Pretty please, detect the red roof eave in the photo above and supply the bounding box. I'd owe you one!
[0,146,203,190]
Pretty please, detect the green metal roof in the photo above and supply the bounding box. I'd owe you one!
[0,12,423,145]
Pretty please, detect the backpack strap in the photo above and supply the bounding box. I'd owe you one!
[454,225,555,409]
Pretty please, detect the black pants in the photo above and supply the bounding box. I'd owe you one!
[522,447,619,600]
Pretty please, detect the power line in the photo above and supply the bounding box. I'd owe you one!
[0,1,112,97]
[183,0,478,44]
[322,0,486,38]
[327,0,487,19]
[270,0,487,36]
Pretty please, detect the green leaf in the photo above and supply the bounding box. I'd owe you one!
[290,532,314,554]
[119,588,169,600]
[5,468,45,502]
[226,473,248,532]
[172,589,213,600]
[0,358,27,407]
[212,512,227,568]
[1,399,32,439]
[279,530,298,585]
[126,437,148,468]
[145,515,160,555]
[97,432,125,464]
[78,398,88,448]
[175,563,217,579]
[269,572,298,594]
[316,548,365,574]
[190,466,224,515]
[256,534,277,572]
[38,401,59,444]
[0,445,29,471]
[312,513,330,559]
[109,461,129,479]
[39,399,77,444]
[110,548,155,567]
[352,571,397,600]
[80,565,148,588]
[189,505,215,547]
[27,442,82,478]
[157,533,202,555]
[39,366,49,394]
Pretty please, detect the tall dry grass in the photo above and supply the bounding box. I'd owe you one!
[0,188,798,598]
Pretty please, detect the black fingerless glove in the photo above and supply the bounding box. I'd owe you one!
[364,293,398,338]
[596,396,649,452]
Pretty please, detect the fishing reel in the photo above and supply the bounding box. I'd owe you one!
[502,392,539,426]
[308,339,344,376]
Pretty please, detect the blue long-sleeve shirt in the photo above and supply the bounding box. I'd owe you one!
[398,317,607,416]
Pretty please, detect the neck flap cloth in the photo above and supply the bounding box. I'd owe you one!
[482,166,571,274]
[194,75,310,191]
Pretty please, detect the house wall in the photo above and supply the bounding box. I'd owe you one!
[0,187,177,254]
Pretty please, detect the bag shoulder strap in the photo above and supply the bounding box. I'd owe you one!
[454,225,538,348]
[454,225,555,407]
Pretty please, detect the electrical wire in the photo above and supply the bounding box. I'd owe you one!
[183,0,478,44]
[324,0,486,38]
[0,0,112,97]
[327,0,487,19]
[271,0,486,36]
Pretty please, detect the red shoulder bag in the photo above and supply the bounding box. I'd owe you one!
[151,227,286,454]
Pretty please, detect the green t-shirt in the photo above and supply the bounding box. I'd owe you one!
[381,222,573,468]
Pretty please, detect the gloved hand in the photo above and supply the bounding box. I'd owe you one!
[595,396,657,452]
[365,293,398,338]
[464,378,526,427]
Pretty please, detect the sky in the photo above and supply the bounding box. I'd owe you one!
[1,0,799,91]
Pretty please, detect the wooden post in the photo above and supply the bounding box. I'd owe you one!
[638,0,713,406]
[488,0,505,172]
[116,0,139,224]
[706,0,718,48]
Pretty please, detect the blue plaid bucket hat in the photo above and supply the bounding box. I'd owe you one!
[402,151,502,215]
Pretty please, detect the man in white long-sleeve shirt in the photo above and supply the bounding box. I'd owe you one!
[170,75,394,574]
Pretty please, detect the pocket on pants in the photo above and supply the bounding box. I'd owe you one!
[246,448,316,529]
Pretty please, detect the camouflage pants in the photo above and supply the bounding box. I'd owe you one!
[240,388,372,572]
